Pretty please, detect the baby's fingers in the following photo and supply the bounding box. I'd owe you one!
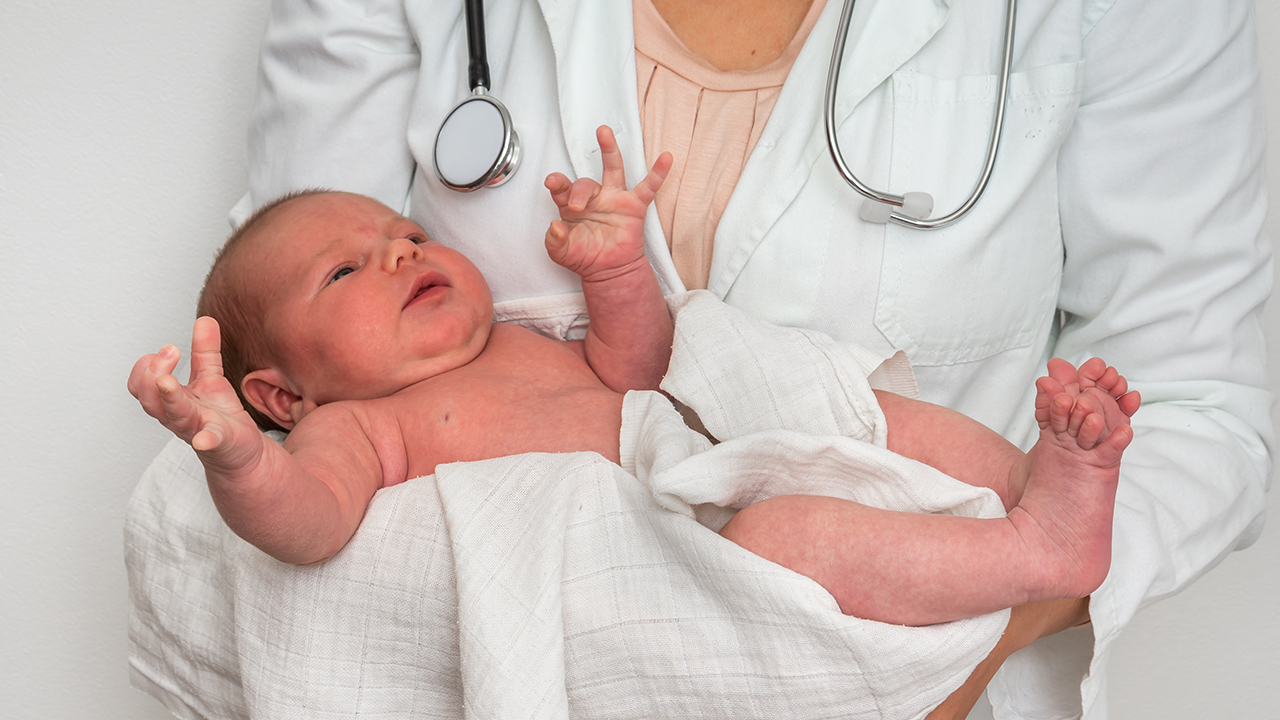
[544,172,600,213]
[1046,358,1080,393]
[128,346,181,414]
[632,151,672,208]
[566,177,601,213]
[1118,390,1141,418]
[545,172,573,207]
[595,125,626,189]
[188,317,226,386]
[155,374,235,456]
[155,373,207,438]
[544,220,569,261]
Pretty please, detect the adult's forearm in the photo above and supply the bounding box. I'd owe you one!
[926,598,1090,720]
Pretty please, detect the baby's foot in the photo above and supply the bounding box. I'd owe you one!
[1006,375,1135,602]
[1012,358,1140,505]
[1044,357,1141,426]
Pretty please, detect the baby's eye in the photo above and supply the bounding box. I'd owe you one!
[410,234,428,245]
[328,267,355,285]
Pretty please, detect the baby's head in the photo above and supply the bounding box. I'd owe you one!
[199,191,494,431]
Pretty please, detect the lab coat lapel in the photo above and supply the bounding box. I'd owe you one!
[535,0,683,292]
[709,0,950,297]
[534,0,645,185]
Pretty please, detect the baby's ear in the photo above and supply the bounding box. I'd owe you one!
[242,369,304,431]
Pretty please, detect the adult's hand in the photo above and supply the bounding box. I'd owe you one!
[925,598,1090,720]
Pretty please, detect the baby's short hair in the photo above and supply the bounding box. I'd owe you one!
[197,189,332,431]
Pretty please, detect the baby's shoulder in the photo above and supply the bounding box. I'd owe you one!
[286,398,397,447]
[286,398,411,487]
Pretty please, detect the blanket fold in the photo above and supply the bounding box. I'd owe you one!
[127,290,1007,720]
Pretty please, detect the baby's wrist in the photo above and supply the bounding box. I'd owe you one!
[197,428,271,483]
[578,254,651,286]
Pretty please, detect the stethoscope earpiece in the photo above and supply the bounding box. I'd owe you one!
[860,192,934,224]
[434,92,522,192]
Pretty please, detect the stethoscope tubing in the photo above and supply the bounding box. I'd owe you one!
[824,0,1017,229]
[465,0,490,91]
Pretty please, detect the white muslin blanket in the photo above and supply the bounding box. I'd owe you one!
[126,291,1008,720]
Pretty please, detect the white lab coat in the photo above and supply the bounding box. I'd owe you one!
[243,0,1273,717]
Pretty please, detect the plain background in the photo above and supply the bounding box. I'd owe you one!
[1,1,1276,718]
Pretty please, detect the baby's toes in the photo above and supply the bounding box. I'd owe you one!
[1118,390,1141,418]
[1076,412,1106,450]
[1093,365,1128,399]
[1094,424,1134,466]
[1067,392,1100,438]
[1048,392,1075,434]
[1035,377,1066,429]
[1077,357,1108,389]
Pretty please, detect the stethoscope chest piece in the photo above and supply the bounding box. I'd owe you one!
[434,92,522,192]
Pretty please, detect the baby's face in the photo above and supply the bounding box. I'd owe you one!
[248,192,493,409]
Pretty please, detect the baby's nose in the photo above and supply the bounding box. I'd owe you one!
[383,237,424,271]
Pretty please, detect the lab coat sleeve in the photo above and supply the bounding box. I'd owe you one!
[1019,0,1273,716]
[246,0,421,213]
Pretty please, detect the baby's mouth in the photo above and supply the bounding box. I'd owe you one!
[406,272,450,308]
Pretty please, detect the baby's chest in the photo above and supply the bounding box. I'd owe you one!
[392,370,626,478]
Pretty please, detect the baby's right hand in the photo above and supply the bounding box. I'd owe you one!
[127,316,265,474]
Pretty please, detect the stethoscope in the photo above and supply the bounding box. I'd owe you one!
[436,0,1018,232]
[433,0,522,191]
[826,0,1018,228]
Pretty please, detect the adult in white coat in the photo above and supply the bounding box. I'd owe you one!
[240,0,1272,717]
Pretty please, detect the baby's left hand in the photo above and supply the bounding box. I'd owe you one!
[544,125,672,283]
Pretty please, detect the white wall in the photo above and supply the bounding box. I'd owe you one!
[0,1,1275,718]
[1,2,269,718]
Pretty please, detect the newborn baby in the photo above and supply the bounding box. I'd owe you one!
[130,126,1138,626]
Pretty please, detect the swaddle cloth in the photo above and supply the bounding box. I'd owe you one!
[127,290,1008,720]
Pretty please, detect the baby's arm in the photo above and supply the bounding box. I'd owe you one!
[544,125,674,392]
[128,317,385,564]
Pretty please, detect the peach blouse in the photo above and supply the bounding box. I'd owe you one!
[634,0,826,289]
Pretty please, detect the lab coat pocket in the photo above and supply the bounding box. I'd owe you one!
[874,60,1083,366]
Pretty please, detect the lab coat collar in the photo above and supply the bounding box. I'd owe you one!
[709,0,950,296]
[533,0,949,295]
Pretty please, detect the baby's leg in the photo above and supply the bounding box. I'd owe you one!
[721,362,1136,626]
[721,494,1076,625]
[1002,371,1135,599]
[873,390,1026,510]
